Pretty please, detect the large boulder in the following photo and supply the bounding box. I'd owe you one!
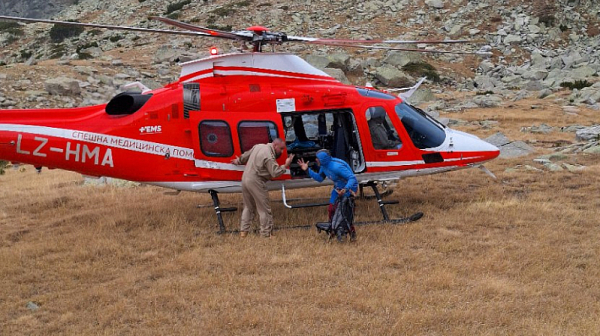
[499,141,535,158]
[474,75,498,91]
[484,132,511,147]
[425,0,444,9]
[154,46,182,63]
[473,94,502,108]
[405,88,435,105]
[484,132,535,158]
[382,51,421,68]
[373,65,414,87]
[570,66,597,79]
[576,125,600,141]
[44,77,81,96]
[305,52,351,71]
[322,68,350,85]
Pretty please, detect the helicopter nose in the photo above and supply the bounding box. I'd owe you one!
[447,130,500,162]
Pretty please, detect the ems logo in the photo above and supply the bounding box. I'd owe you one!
[139,125,162,134]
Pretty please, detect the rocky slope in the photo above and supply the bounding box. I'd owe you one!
[0,0,77,19]
[0,0,599,109]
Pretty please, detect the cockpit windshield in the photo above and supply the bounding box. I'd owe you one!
[395,102,446,149]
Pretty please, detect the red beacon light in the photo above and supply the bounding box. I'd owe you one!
[210,46,219,55]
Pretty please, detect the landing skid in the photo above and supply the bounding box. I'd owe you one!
[358,182,394,200]
[203,182,423,234]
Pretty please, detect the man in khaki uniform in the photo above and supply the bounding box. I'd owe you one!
[232,138,294,237]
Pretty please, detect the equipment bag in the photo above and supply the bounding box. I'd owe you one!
[316,195,356,242]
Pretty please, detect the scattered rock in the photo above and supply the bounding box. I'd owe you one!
[44,77,81,96]
[484,132,511,147]
[583,145,600,154]
[322,68,350,84]
[26,301,39,311]
[575,125,600,141]
[521,124,554,134]
[498,141,535,159]
[473,95,502,108]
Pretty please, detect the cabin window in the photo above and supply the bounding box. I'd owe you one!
[365,106,402,150]
[198,120,233,157]
[238,121,279,153]
[395,102,445,149]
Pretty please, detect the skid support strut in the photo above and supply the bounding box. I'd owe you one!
[356,181,422,224]
[364,181,399,221]
[208,190,237,234]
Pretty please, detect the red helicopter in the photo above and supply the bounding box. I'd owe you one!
[0,16,499,232]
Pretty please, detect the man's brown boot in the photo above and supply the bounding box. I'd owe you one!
[240,231,248,238]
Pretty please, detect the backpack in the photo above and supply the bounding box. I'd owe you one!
[316,195,356,242]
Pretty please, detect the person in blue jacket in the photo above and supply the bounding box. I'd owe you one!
[298,149,359,239]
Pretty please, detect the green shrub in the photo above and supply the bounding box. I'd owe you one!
[165,0,191,15]
[49,22,84,42]
[539,14,555,26]
[77,52,93,60]
[77,41,99,51]
[560,80,592,90]
[5,35,18,45]
[109,34,123,42]
[402,61,440,83]
[476,90,495,95]
[0,21,24,36]
[0,21,19,30]
[20,50,32,60]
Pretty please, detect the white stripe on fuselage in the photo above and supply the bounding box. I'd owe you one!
[1,124,484,174]
[0,124,280,172]
[0,124,195,160]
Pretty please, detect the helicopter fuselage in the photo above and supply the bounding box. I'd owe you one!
[0,52,499,193]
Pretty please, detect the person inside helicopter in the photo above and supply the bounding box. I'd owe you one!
[366,106,402,150]
[283,111,364,178]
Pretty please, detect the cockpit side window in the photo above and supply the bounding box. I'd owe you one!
[395,102,445,149]
[365,106,402,150]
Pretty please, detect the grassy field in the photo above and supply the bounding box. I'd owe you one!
[2,97,600,335]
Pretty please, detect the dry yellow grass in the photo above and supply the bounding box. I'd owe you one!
[2,95,600,335]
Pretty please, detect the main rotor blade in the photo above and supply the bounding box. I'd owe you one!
[288,36,479,45]
[0,15,211,37]
[150,16,249,40]
[300,41,492,55]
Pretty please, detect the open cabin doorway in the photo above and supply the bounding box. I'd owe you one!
[281,109,365,178]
